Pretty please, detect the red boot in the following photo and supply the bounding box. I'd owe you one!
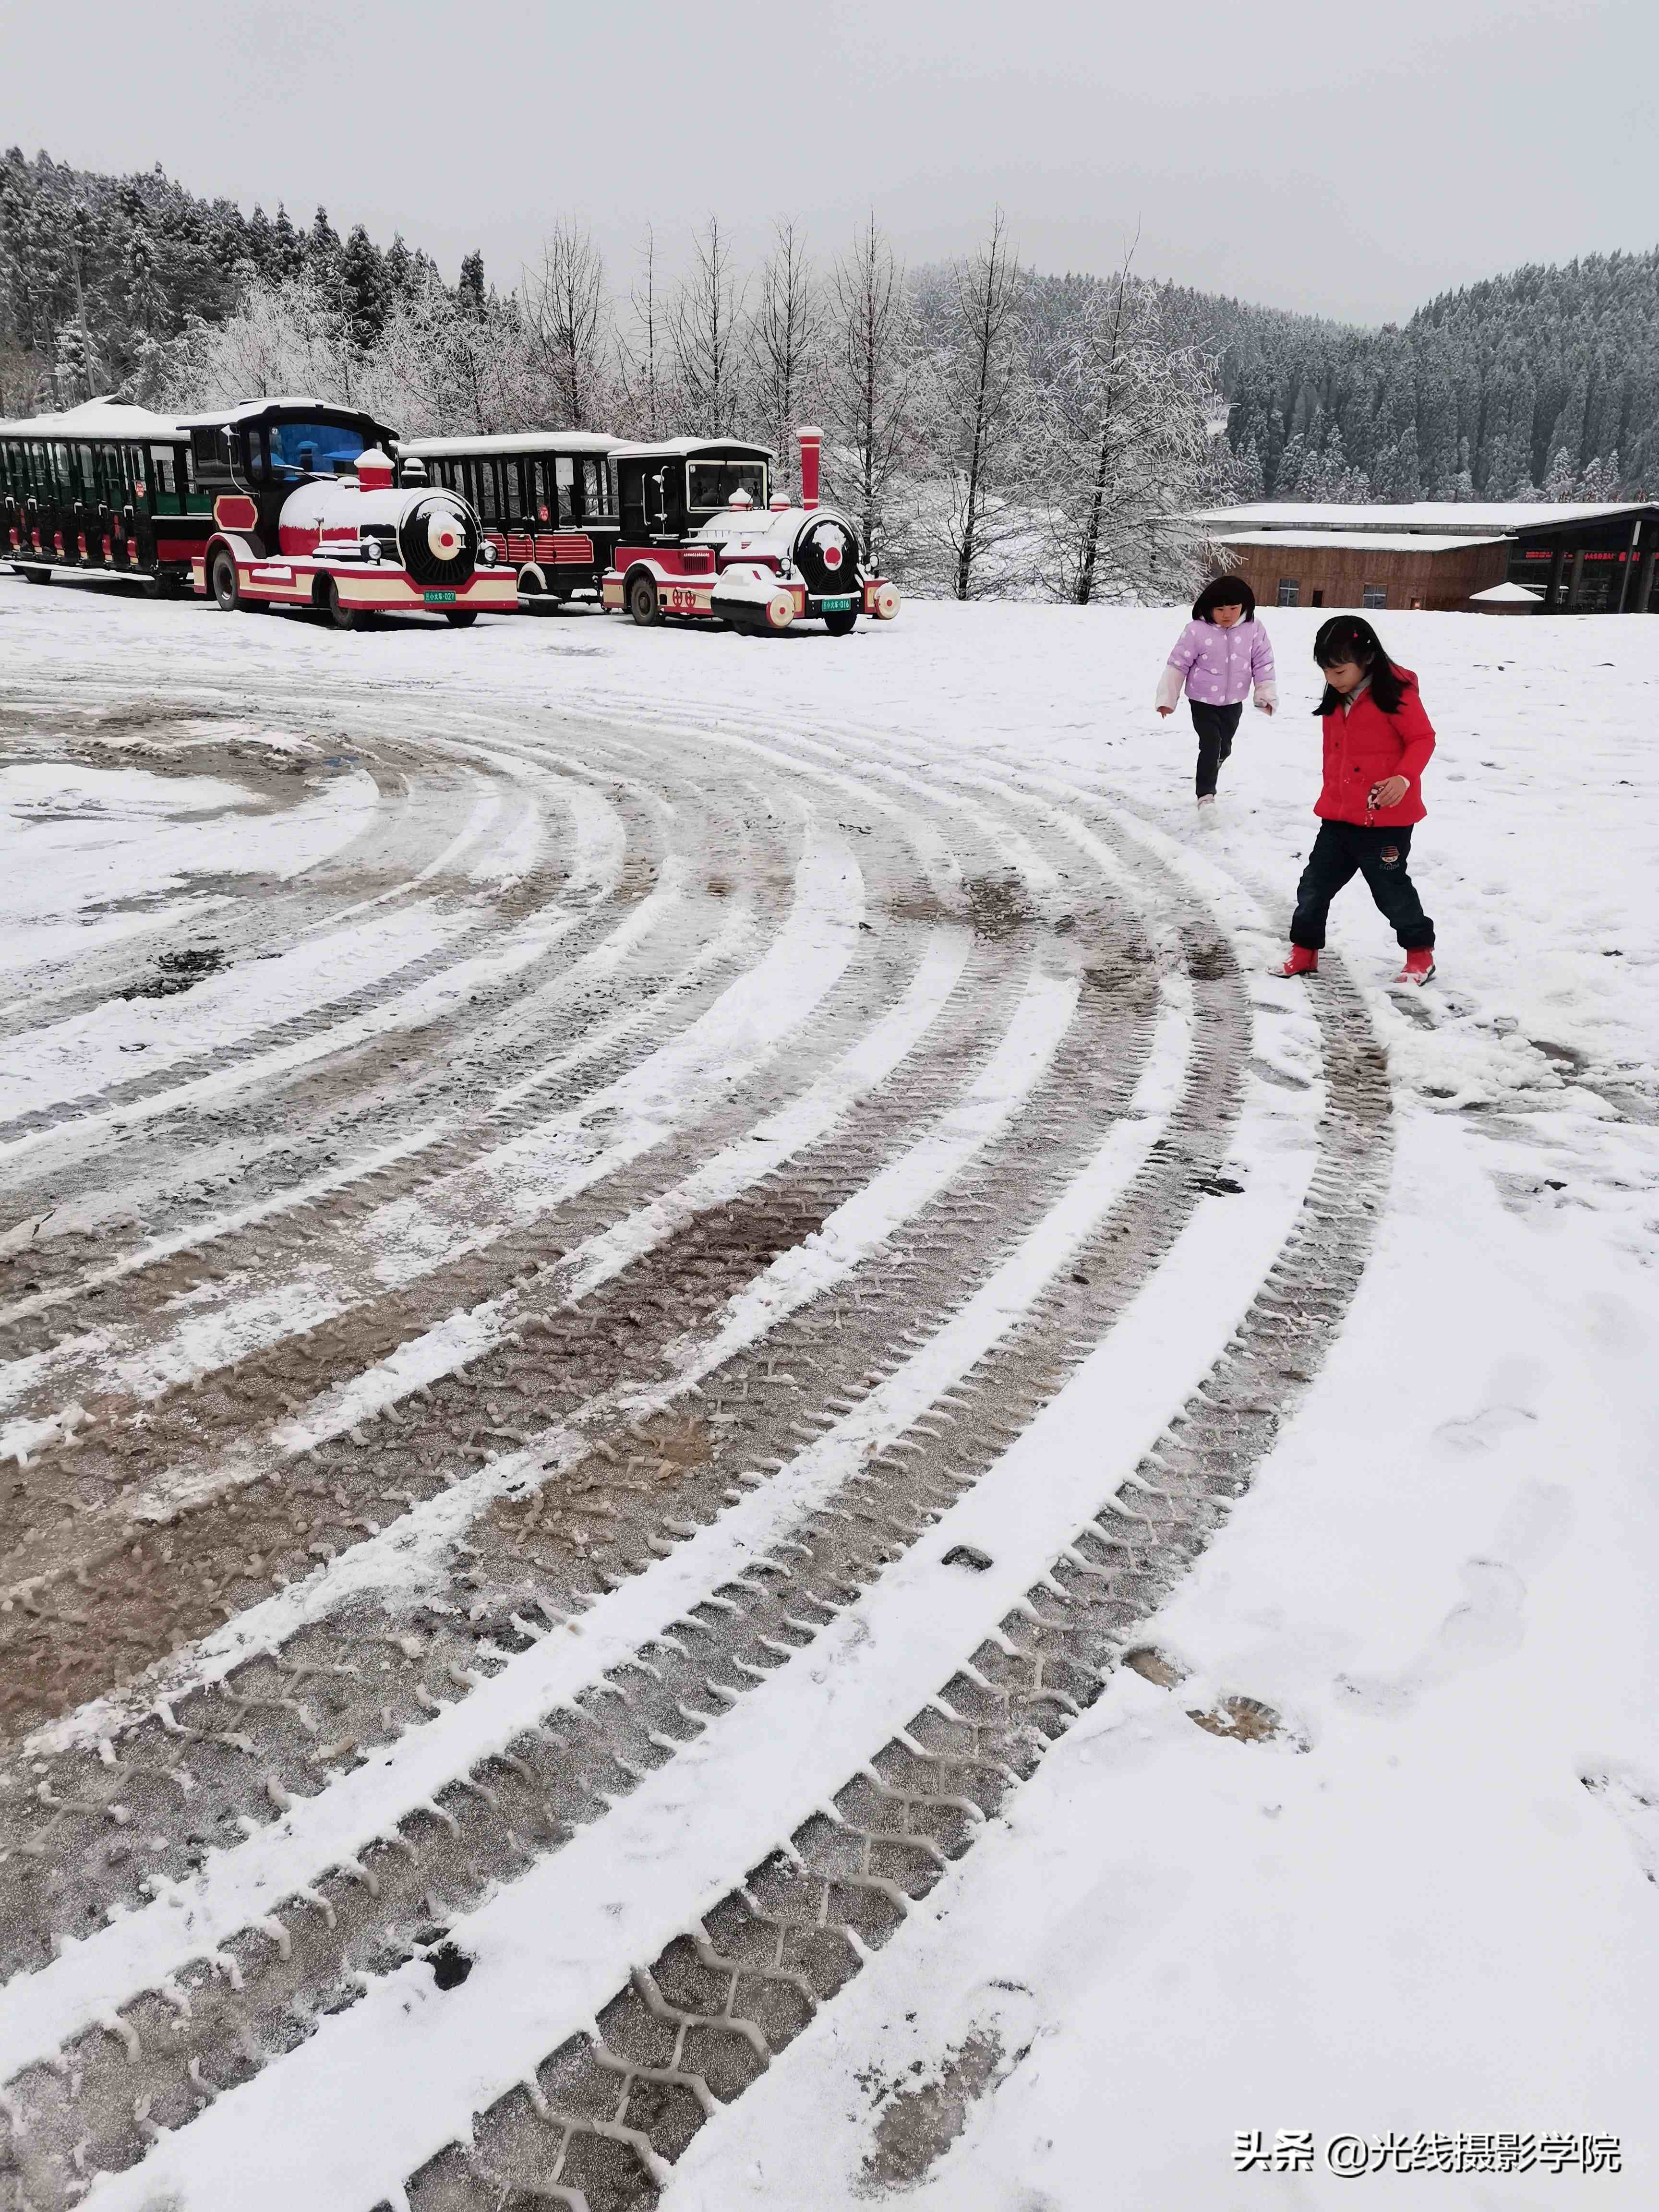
[1275,946,1318,978]
[1396,946,1436,986]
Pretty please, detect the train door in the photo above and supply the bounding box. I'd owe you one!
[501,454,531,562]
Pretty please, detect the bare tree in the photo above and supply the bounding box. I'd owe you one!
[823,213,914,568]
[616,225,670,438]
[749,222,821,468]
[918,211,1030,599]
[525,220,608,428]
[670,216,746,433]
[1037,256,1221,605]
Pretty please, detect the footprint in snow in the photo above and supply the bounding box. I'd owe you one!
[1581,1766,1659,1887]
[1335,1557,1527,1717]
[1122,1646,1308,1750]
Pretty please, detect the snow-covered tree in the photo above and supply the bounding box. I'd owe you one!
[748,222,822,469]
[670,216,746,433]
[525,220,610,428]
[913,211,1031,600]
[1034,267,1220,604]
[821,213,915,570]
[616,225,672,440]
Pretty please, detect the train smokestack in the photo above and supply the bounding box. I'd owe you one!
[797,426,821,512]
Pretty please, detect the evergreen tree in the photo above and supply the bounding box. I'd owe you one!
[340,223,389,345]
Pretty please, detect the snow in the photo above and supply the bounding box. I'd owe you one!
[0,397,184,441]
[1216,529,1511,553]
[1,580,1657,2208]
[1470,579,1545,602]
[399,430,621,457]
[611,434,774,460]
[1195,499,1651,533]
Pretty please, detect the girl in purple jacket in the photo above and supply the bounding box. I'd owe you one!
[1155,577,1277,806]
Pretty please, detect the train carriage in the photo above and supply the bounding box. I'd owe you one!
[398,431,621,608]
[602,428,900,635]
[0,398,205,592]
[185,397,516,627]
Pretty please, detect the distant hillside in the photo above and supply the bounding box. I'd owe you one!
[1219,250,1659,501]
[5,145,1656,505]
[0,147,442,413]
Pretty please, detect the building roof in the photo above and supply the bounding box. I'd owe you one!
[1195,500,1652,535]
[1215,530,1510,554]
[0,397,184,441]
[1468,580,1544,602]
[399,430,621,459]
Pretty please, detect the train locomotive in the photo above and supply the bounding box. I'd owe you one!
[186,399,516,627]
[602,429,900,634]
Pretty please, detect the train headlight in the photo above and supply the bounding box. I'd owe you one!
[479,540,498,566]
[428,509,465,563]
[361,537,382,563]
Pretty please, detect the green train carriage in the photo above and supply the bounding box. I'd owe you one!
[0,399,207,591]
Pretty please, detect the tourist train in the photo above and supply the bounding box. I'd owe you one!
[0,399,899,636]
[0,396,515,627]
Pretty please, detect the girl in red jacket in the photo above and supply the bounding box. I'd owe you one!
[1277,616,1437,986]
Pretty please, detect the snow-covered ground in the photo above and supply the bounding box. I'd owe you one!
[0,577,1655,2211]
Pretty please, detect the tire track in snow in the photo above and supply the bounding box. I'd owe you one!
[0,787,1141,1982]
[0,690,1389,2212]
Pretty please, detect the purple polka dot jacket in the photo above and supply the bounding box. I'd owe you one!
[1154,617,1277,712]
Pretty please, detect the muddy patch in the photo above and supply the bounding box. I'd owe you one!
[119,945,229,1000]
[857,2027,1028,2194]
[963,870,1036,941]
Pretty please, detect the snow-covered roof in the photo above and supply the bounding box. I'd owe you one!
[612,436,774,462]
[172,397,381,428]
[1195,500,1651,534]
[398,431,621,459]
[1215,530,1510,554]
[1468,580,1544,601]
[0,397,184,441]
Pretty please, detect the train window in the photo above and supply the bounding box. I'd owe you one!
[75,446,98,502]
[553,455,575,525]
[191,425,227,474]
[475,459,499,523]
[246,427,266,477]
[267,420,366,478]
[502,458,523,523]
[687,460,767,511]
[581,457,608,518]
[51,443,71,497]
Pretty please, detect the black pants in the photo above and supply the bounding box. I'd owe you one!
[1191,700,1241,796]
[1290,821,1434,950]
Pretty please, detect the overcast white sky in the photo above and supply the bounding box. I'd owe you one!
[1,0,1653,327]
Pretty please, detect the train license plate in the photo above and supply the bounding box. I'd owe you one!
[423,589,457,604]
[819,596,852,613]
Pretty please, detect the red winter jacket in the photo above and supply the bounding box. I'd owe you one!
[1315,668,1435,827]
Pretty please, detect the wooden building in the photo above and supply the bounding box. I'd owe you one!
[1211,529,1507,613]
[1190,501,1659,613]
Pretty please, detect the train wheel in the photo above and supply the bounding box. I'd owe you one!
[823,607,858,637]
[444,610,479,628]
[628,573,661,627]
[211,550,241,612]
[324,579,359,632]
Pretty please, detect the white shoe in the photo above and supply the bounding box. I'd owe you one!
[1196,793,1216,809]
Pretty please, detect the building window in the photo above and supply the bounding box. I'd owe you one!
[1362,585,1386,610]
[1276,578,1298,607]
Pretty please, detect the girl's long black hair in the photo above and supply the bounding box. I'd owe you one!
[1191,575,1256,624]
[1311,614,1407,715]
